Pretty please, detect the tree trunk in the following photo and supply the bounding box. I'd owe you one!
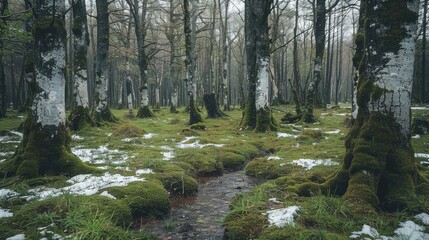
[203,93,224,118]
[299,0,426,211]
[68,0,95,131]
[292,0,302,114]
[168,0,179,113]
[219,0,230,111]
[239,0,277,132]
[1,0,95,178]
[184,0,203,125]
[92,0,117,124]
[0,0,8,118]
[421,0,428,103]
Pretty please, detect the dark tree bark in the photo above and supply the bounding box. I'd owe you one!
[239,0,277,132]
[298,0,427,211]
[421,0,428,103]
[68,0,95,131]
[1,0,95,178]
[291,0,302,115]
[184,0,203,125]
[92,0,117,124]
[203,93,224,118]
[0,0,8,118]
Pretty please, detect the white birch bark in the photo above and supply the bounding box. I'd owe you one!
[255,57,270,110]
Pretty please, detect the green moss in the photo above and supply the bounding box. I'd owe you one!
[107,181,170,219]
[190,123,207,130]
[255,107,278,132]
[223,212,267,240]
[180,128,199,136]
[245,157,289,179]
[137,105,156,118]
[91,106,118,125]
[178,152,223,176]
[217,151,246,170]
[113,123,145,137]
[154,172,198,196]
[68,106,96,131]
[300,129,324,140]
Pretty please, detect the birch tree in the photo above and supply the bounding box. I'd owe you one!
[184,0,202,125]
[219,0,230,111]
[1,0,94,178]
[299,0,428,211]
[68,0,95,130]
[239,0,277,132]
[92,0,117,123]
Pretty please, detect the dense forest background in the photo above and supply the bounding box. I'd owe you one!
[0,0,427,118]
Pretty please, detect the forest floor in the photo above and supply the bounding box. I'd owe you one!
[0,104,428,240]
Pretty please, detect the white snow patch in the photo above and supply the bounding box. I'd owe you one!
[160,145,174,151]
[412,134,421,139]
[71,145,129,165]
[0,189,20,200]
[136,169,154,175]
[264,206,300,228]
[415,153,429,159]
[0,151,14,157]
[25,173,144,200]
[267,156,283,160]
[176,137,224,149]
[279,163,286,167]
[414,213,429,225]
[291,159,339,170]
[411,107,429,110]
[350,224,381,239]
[324,129,341,134]
[6,234,25,240]
[121,137,138,142]
[9,131,23,138]
[394,220,429,240]
[335,113,348,116]
[161,151,175,160]
[268,198,283,204]
[71,134,84,141]
[292,143,300,148]
[0,208,13,218]
[115,166,131,171]
[100,191,116,199]
[277,132,299,138]
[143,133,157,139]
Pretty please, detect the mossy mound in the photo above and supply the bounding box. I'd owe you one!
[154,172,198,196]
[113,124,145,137]
[107,181,170,219]
[217,151,246,170]
[223,144,260,159]
[259,226,344,240]
[178,152,223,176]
[245,157,289,179]
[190,123,207,131]
[223,211,267,240]
[180,128,199,136]
[92,107,119,125]
[299,129,324,140]
[137,105,156,118]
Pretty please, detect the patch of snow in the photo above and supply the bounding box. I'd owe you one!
[291,159,339,170]
[0,151,14,157]
[279,163,286,167]
[121,137,138,142]
[412,134,421,139]
[71,145,129,165]
[160,145,174,151]
[106,133,112,137]
[267,156,283,160]
[6,234,25,240]
[268,198,283,204]
[264,206,300,228]
[161,151,175,160]
[71,134,84,141]
[411,107,429,110]
[415,153,429,159]
[325,129,341,134]
[304,128,321,131]
[394,220,429,240]
[335,113,348,116]
[115,166,131,171]
[277,132,299,138]
[100,191,116,199]
[0,208,13,218]
[292,143,300,148]
[25,172,145,200]
[136,169,154,175]
[414,213,429,225]
[350,224,381,239]
[143,133,157,139]
[9,131,23,138]
[176,137,224,149]
[0,189,20,200]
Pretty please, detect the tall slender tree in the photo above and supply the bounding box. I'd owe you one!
[1,0,94,178]
[239,0,277,132]
[298,0,427,211]
[0,0,8,118]
[68,0,96,131]
[92,0,117,123]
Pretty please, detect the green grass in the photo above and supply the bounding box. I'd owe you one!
[0,104,428,239]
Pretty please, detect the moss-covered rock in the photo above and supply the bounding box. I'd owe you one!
[113,123,145,137]
[155,172,198,196]
[107,181,170,219]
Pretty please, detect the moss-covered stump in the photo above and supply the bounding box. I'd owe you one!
[154,172,198,196]
[107,181,170,219]
[113,123,145,137]
[203,93,225,118]
[91,106,118,125]
[189,96,203,125]
[0,117,97,178]
[169,105,179,114]
[67,106,96,131]
[299,128,324,141]
[223,211,267,240]
[137,105,156,118]
[281,112,303,124]
[255,107,278,132]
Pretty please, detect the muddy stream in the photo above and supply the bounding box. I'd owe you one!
[142,169,261,240]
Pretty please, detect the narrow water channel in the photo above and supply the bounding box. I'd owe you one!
[142,170,260,240]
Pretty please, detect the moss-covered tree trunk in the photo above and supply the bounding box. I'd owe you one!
[68,0,95,131]
[300,0,427,211]
[239,0,277,132]
[203,93,224,118]
[1,0,95,178]
[0,0,8,118]
[92,0,117,124]
[184,0,202,125]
